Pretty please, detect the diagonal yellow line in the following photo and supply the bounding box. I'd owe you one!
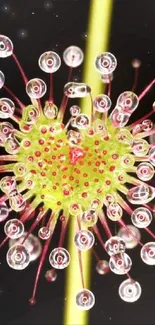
[64,1,113,324]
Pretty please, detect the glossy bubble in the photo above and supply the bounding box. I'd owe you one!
[107,203,123,221]
[9,192,26,212]
[67,130,81,145]
[0,202,9,222]
[141,242,155,265]
[0,35,13,58]
[117,91,139,113]
[81,210,98,227]
[0,176,16,195]
[63,46,84,68]
[90,199,102,211]
[13,163,26,177]
[136,162,154,181]
[96,260,110,275]
[43,102,58,119]
[127,184,155,204]
[0,71,5,88]
[132,139,149,157]
[142,119,153,132]
[93,94,112,113]
[6,244,30,270]
[109,252,132,275]
[5,135,20,154]
[9,233,42,262]
[119,279,142,302]
[110,106,130,128]
[95,52,117,74]
[22,105,40,125]
[69,203,82,216]
[93,119,108,135]
[117,225,141,249]
[38,51,61,73]
[116,129,133,145]
[49,247,70,269]
[121,154,135,168]
[38,226,51,240]
[74,230,95,251]
[0,122,14,146]
[75,114,89,129]
[64,82,91,98]
[131,207,152,228]
[4,219,24,239]
[26,78,47,99]
[69,105,81,117]
[75,289,95,310]
[45,269,57,282]
[149,145,155,166]
[0,98,15,118]
[105,236,126,256]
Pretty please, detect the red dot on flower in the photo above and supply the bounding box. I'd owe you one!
[112,153,119,160]
[106,180,111,185]
[57,201,61,206]
[52,171,56,176]
[84,182,89,187]
[103,150,107,155]
[95,140,99,145]
[109,165,115,172]
[81,192,88,198]
[35,151,41,157]
[39,139,44,145]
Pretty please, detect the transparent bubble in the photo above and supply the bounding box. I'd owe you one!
[63,46,84,68]
[45,269,57,282]
[141,242,155,265]
[101,72,113,83]
[95,52,117,74]
[131,139,149,157]
[127,184,155,204]
[81,210,98,227]
[96,260,110,275]
[107,203,123,221]
[136,162,154,181]
[142,119,153,132]
[131,207,152,228]
[69,105,81,117]
[0,176,16,195]
[93,119,108,135]
[75,114,89,129]
[13,163,26,177]
[119,279,142,302]
[5,135,20,154]
[149,146,155,166]
[69,203,82,216]
[9,192,26,212]
[116,129,133,145]
[43,101,58,119]
[117,91,139,113]
[67,130,81,145]
[117,225,141,249]
[132,123,143,136]
[6,244,30,270]
[74,230,95,251]
[0,122,14,146]
[49,247,70,269]
[38,226,51,240]
[0,71,5,88]
[4,219,24,239]
[0,35,13,58]
[105,236,126,256]
[93,94,112,113]
[109,252,132,275]
[0,202,9,222]
[26,78,47,99]
[110,106,130,127]
[90,199,102,211]
[38,51,61,73]
[9,233,42,262]
[22,105,40,125]
[121,154,135,168]
[104,194,116,205]
[64,82,91,98]
[76,289,95,310]
[0,98,15,118]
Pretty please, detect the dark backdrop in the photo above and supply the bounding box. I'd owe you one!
[0,0,155,324]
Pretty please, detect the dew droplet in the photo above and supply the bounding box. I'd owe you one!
[0,98,15,118]
[117,225,141,249]
[38,51,61,73]
[38,226,51,240]
[0,202,9,222]
[49,247,70,269]
[75,289,95,310]
[74,230,95,251]
[45,268,57,282]
[26,78,47,99]
[131,207,152,228]
[96,260,110,275]
[93,94,112,113]
[6,244,30,270]
[63,46,84,68]
[141,242,155,265]
[105,236,126,256]
[109,252,132,275]
[9,233,42,262]
[119,279,142,302]
[95,52,117,74]
[117,91,139,113]
[4,219,24,239]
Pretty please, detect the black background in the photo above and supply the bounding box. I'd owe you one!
[0,0,155,324]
